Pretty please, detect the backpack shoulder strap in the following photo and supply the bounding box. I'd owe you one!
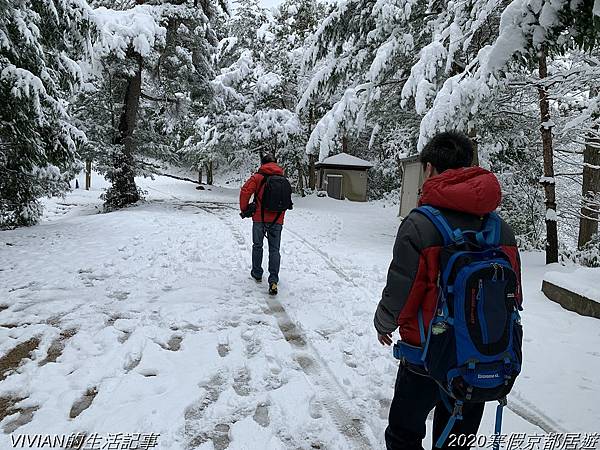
[416,206,502,248]
[256,172,270,191]
[476,212,501,247]
[414,205,455,246]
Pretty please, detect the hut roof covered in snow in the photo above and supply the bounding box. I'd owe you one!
[316,153,373,169]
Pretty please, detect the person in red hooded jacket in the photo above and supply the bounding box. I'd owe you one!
[374,132,522,450]
[240,154,287,295]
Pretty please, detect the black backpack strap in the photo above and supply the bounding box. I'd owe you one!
[257,172,270,226]
[257,171,270,190]
[270,211,282,227]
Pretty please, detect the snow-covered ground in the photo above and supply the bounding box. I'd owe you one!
[1,173,599,449]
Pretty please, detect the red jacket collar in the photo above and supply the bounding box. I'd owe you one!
[419,167,501,216]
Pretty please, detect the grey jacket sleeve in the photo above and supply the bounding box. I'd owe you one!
[374,214,424,334]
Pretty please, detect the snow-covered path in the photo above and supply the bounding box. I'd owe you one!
[1,175,599,449]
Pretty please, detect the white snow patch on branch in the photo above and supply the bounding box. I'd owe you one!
[418,0,569,149]
[92,6,166,59]
[306,84,369,160]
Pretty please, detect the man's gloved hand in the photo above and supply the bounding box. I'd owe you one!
[240,202,256,219]
[378,332,393,346]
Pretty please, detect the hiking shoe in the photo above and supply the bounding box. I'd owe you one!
[268,282,278,296]
[251,273,262,283]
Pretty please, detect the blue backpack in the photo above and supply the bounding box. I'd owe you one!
[393,205,523,449]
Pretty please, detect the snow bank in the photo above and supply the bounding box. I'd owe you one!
[544,267,600,302]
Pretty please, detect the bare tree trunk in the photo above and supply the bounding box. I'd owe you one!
[538,48,559,264]
[308,154,316,190]
[308,106,316,190]
[198,166,203,184]
[85,160,92,190]
[469,128,479,166]
[297,160,305,197]
[578,98,600,248]
[109,57,142,207]
[206,161,213,185]
[342,134,348,153]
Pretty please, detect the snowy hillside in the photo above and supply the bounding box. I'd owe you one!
[1,175,598,449]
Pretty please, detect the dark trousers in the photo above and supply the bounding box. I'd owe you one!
[251,222,282,284]
[386,363,484,450]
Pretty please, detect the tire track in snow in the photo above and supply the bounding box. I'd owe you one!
[507,390,564,434]
[183,201,374,449]
[263,295,373,449]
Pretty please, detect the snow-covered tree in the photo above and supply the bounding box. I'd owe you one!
[0,0,91,228]
[76,0,224,209]
[183,0,327,190]
[298,0,445,198]
[413,0,599,262]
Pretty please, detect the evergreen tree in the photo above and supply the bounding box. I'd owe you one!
[76,0,224,209]
[0,0,91,228]
[183,0,327,190]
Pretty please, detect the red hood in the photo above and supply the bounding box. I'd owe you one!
[419,167,501,216]
[259,162,284,176]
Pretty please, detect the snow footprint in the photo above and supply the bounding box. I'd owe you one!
[0,395,39,433]
[241,327,262,357]
[253,402,270,427]
[233,367,251,397]
[211,424,231,450]
[343,350,358,369]
[0,337,40,381]
[186,373,227,420]
[262,356,286,391]
[184,373,228,448]
[217,343,230,357]
[157,335,183,352]
[69,387,97,419]
[39,328,77,366]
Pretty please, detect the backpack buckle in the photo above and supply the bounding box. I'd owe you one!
[452,229,465,245]
[453,401,464,420]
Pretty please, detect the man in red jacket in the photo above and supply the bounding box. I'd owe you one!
[374,132,522,450]
[240,154,287,295]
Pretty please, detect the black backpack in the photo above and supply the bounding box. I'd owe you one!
[259,172,293,224]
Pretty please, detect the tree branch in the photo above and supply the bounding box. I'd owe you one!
[141,92,179,103]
